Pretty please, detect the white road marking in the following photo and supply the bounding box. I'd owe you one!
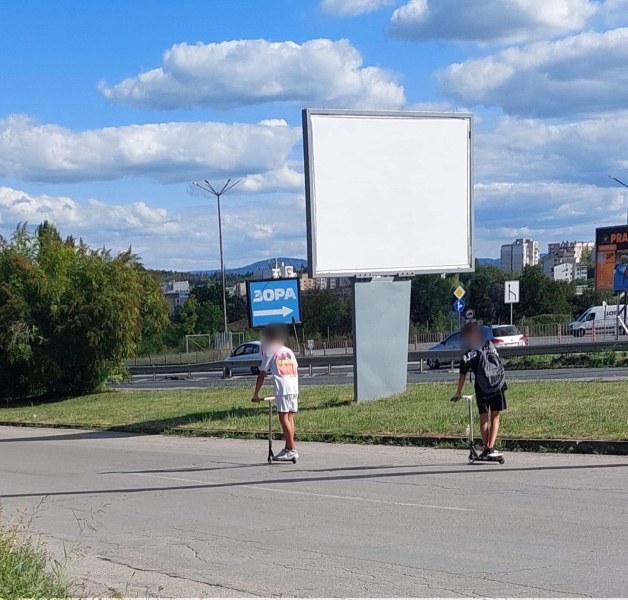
[132,472,475,512]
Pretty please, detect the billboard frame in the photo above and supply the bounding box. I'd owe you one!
[302,108,474,278]
[595,224,628,291]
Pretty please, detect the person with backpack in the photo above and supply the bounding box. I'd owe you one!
[451,320,507,459]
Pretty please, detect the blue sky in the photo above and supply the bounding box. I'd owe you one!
[1,0,627,269]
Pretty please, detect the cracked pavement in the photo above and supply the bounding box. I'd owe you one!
[1,426,627,597]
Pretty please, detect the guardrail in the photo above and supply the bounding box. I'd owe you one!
[128,340,628,379]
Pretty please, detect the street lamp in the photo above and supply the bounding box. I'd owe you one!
[192,178,242,337]
[608,175,628,225]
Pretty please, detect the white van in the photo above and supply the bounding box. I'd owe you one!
[568,305,627,337]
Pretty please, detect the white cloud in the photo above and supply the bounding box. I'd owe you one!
[439,28,628,117]
[0,186,181,236]
[0,115,301,185]
[474,181,627,256]
[390,0,598,44]
[241,165,304,193]
[100,39,405,110]
[321,0,395,16]
[475,112,628,183]
[0,187,307,270]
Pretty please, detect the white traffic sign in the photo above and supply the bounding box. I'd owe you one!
[453,285,466,300]
[504,280,520,304]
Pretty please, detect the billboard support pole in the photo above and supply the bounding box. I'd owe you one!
[353,278,411,402]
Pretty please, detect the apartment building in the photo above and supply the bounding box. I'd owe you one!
[160,280,190,313]
[500,238,540,273]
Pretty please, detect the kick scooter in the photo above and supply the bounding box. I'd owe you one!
[452,394,505,465]
[264,397,297,464]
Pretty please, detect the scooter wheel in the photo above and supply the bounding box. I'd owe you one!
[267,457,273,464]
[498,457,505,464]
[292,458,297,464]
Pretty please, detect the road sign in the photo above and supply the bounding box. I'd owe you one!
[454,299,465,313]
[453,285,466,300]
[504,280,520,304]
[247,278,302,328]
[464,308,476,321]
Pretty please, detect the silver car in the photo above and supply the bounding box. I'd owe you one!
[427,324,526,369]
[226,341,262,376]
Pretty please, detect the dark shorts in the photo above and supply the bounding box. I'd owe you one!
[475,388,507,414]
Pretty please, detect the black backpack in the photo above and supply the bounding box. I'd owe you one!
[475,343,506,396]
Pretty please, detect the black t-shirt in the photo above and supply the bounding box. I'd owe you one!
[460,342,506,399]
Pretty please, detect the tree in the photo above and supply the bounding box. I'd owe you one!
[409,275,451,327]
[463,266,508,323]
[301,290,352,338]
[0,223,169,398]
[516,266,572,319]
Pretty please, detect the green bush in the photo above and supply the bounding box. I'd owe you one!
[523,314,572,325]
[0,223,169,398]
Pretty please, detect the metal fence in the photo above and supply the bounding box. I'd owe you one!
[132,323,626,366]
[128,340,628,379]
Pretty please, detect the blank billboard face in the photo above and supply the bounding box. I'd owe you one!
[303,110,473,277]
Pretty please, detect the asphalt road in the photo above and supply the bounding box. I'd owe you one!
[119,366,628,390]
[1,426,627,597]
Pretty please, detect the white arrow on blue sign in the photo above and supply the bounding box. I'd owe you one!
[454,299,465,313]
[247,278,302,328]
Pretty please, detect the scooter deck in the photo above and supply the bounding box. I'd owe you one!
[468,448,505,465]
[268,455,298,464]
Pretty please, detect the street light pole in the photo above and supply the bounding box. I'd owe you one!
[192,179,242,337]
[609,175,628,225]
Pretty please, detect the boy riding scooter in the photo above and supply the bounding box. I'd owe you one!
[251,325,299,462]
[451,321,507,459]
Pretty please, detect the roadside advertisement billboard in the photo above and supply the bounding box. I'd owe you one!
[302,109,473,278]
[595,225,628,291]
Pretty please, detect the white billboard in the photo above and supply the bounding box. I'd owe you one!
[303,109,473,277]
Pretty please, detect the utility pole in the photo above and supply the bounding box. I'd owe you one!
[192,179,242,338]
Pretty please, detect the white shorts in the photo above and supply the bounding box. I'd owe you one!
[275,394,298,413]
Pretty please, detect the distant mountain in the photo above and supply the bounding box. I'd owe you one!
[191,257,307,275]
[477,257,501,267]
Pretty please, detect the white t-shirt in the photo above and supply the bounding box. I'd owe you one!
[260,344,299,398]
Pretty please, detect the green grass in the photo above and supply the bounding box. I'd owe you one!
[0,516,70,599]
[1,381,627,441]
[505,351,628,370]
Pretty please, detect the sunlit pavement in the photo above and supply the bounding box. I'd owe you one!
[1,426,627,597]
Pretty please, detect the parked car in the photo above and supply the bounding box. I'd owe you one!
[426,330,467,370]
[225,341,262,376]
[485,324,527,348]
[426,325,526,369]
[568,304,626,337]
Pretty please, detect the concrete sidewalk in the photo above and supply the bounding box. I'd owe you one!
[1,425,627,597]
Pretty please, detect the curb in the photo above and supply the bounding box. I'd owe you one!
[1,420,627,455]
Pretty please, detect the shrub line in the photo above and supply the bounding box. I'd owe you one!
[1,420,626,455]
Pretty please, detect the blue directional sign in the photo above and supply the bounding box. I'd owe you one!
[454,299,465,314]
[247,278,302,328]
[615,264,628,291]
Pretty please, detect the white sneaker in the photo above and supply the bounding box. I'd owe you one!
[284,449,298,461]
[273,448,288,459]
[487,448,502,458]
[275,449,298,461]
